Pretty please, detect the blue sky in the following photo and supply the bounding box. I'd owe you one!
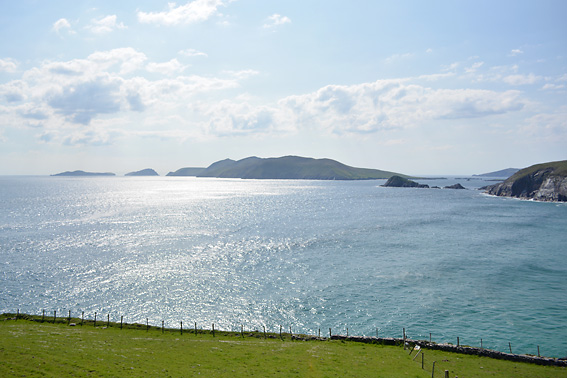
[1,0,565,175]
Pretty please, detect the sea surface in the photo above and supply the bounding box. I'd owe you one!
[1,176,566,357]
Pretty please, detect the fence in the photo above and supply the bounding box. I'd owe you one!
[4,309,566,372]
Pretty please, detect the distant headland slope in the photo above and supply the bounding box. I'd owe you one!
[51,170,115,177]
[483,160,567,202]
[166,167,205,177]
[473,168,519,178]
[125,168,159,176]
[195,156,407,180]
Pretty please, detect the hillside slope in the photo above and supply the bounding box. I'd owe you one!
[483,160,567,202]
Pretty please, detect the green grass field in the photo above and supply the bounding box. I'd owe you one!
[1,316,565,377]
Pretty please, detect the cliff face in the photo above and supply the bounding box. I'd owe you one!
[484,161,567,202]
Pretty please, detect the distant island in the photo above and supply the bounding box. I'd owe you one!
[193,156,407,180]
[382,176,466,190]
[125,168,159,176]
[51,170,115,177]
[166,167,205,177]
[483,160,567,202]
[473,168,519,178]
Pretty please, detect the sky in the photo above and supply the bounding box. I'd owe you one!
[0,0,566,176]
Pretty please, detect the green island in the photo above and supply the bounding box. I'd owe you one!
[1,314,565,377]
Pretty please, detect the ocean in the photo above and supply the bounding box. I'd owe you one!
[1,176,566,357]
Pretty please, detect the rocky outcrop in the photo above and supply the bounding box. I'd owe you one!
[483,161,567,202]
[382,175,429,188]
[444,183,466,189]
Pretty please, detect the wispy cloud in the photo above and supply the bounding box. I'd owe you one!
[146,59,188,75]
[137,0,227,25]
[263,14,291,29]
[52,18,74,35]
[0,58,19,73]
[179,48,208,58]
[509,49,524,56]
[86,15,127,34]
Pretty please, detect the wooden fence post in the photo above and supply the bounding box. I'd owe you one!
[120,316,123,329]
[431,361,436,378]
[53,310,56,323]
[195,322,197,336]
[16,309,19,321]
[68,310,71,324]
[107,314,110,328]
[146,318,148,331]
[509,342,512,354]
[42,309,45,323]
[263,325,266,339]
[162,320,164,334]
[81,311,84,326]
[212,323,215,337]
[180,321,183,335]
[94,312,97,327]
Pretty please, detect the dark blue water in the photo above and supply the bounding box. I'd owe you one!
[1,176,565,357]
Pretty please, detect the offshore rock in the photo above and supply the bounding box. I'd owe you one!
[444,183,466,189]
[382,175,429,188]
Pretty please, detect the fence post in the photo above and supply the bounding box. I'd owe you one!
[445,370,449,378]
[162,320,164,334]
[329,328,332,338]
[457,337,460,347]
[146,318,148,331]
[403,328,406,349]
[280,325,282,340]
[509,342,512,354]
[537,345,540,357]
[195,322,197,336]
[94,312,97,327]
[212,323,215,337]
[16,309,19,321]
[180,321,183,335]
[53,310,56,323]
[42,309,45,323]
[241,325,244,338]
[263,325,266,339]
[120,316,123,329]
[68,310,71,324]
[421,353,424,369]
[81,311,84,326]
[431,361,436,378]
[107,314,110,328]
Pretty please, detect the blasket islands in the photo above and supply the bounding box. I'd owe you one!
[52,156,567,202]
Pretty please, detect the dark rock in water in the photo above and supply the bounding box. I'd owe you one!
[444,183,466,189]
[52,170,115,177]
[483,160,567,202]
[125,168,159,176]
[382,175,429,188]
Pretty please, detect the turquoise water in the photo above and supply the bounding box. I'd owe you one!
[1,176,566,357]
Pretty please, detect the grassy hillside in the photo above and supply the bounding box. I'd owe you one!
[505,160,567,182]
[1,316,565,378]
[198,156,407,180]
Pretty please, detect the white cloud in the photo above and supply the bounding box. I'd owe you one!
[541,83,565,90]
[263,14,291,29]
[465,61,484,73]
[86,15,126,34]
[52,18,74,34]
[179,48,208,57]
[501,73,540,86]
[146,59,187,75]
[510,49,523,56]
[0,58,18,73]
[137,0,226,25]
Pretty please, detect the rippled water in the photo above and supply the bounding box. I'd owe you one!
[1,176,566,357]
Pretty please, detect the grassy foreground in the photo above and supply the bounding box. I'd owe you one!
[1,317,566,377]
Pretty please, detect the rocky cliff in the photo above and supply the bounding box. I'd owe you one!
[483,160,567,202]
